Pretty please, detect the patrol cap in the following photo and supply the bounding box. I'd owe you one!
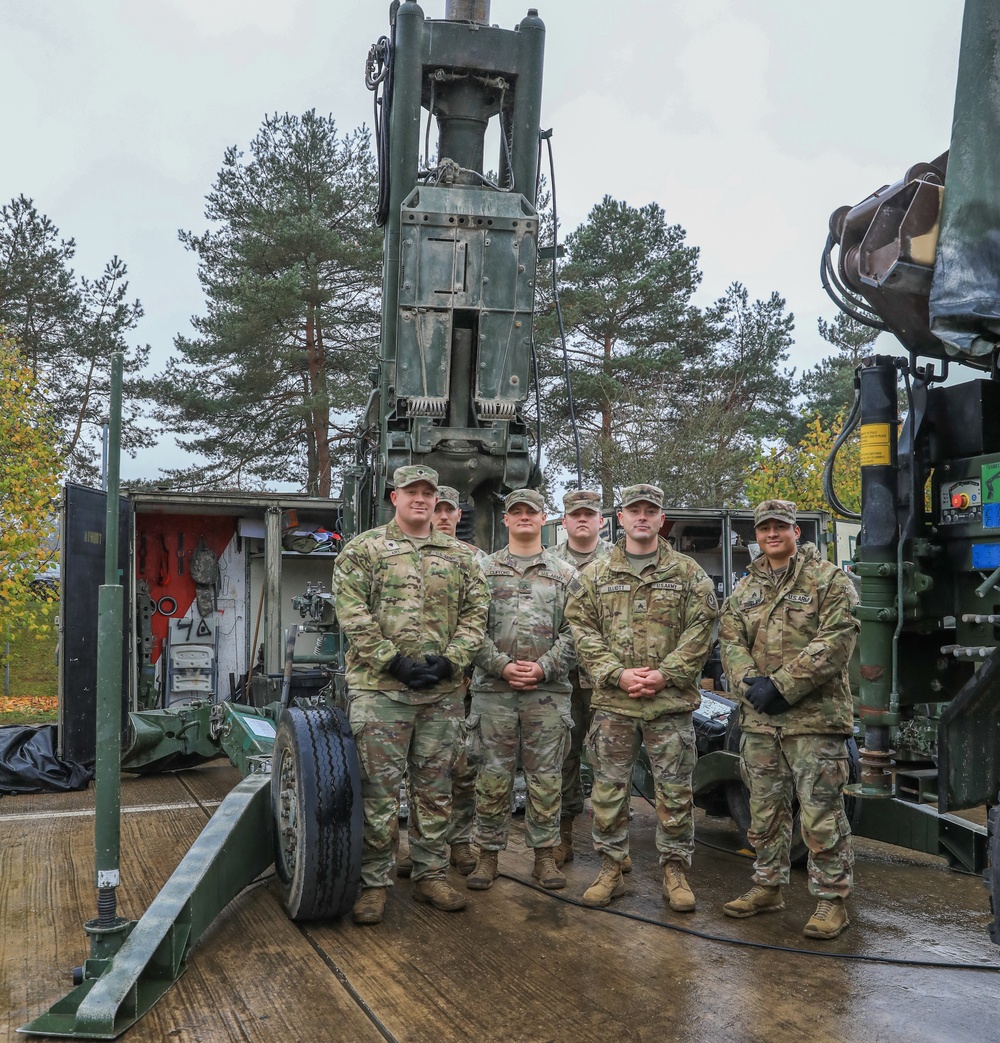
[563,489,602,514]
[436,485,460,508]
[754,499,797,527]
[392,464,439,490]
[504,488,545,512]
[621,484,664,509]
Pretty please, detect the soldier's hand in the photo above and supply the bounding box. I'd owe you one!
[502,661,541,690]
[744,676,791,715]
[423,655,454,682]
[387,653,437,689]
[620,668,658,698]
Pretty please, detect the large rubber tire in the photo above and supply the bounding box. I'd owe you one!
[723,716,860,869]
[986,798,1000,946]
[271,705,363,921]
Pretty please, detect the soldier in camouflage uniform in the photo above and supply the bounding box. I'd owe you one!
[466,488,578,891]
[565,484,718,911]
[549,489,614,869]
[719,499,859,939]
[397,486,480,879]
[334,465,489,925]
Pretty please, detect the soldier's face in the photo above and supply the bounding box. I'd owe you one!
[504,502,545,538]
[755,519,800,564]
[618,501,664,546]
[432,501,461,536]
[562,507,601,544]
[391,481,438,530]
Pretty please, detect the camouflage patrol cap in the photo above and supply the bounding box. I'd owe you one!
[392,464,439,490]
[504,488,545,512]
[621,484,664,508]
[563,489,602,514]
[436,485,460,508]
[754,499,797,527]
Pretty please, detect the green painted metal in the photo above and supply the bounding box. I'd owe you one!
[365,1,546,550]
[216,704,279,778]
[19,776,273,1039]
[853,795,987,874]
[90,352,128,953]
[692,750,741,792]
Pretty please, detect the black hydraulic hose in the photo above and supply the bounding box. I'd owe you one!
[823,385,863,521]
[543,130,583,488]
[366,33,393,227]
[820,233,890,332]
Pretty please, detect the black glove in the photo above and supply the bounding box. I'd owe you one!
[387,653,436,689]
[743,676,792,715]
[423,655,454,682]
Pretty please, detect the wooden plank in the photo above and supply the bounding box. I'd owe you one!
[3,770,999,1043]
[1,769,382,1042]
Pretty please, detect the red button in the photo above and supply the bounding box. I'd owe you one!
[951,493,970,509]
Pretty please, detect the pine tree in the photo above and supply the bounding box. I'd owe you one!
[0,197,149,482]
[534,196,707,507]
[144,111,381,495]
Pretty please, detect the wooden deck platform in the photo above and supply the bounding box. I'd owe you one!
[2,761,998,1043]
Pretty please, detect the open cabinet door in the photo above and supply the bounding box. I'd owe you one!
[59,482,131,764]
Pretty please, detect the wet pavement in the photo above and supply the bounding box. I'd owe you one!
[2,763,997,1042]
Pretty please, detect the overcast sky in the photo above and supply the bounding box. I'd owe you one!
[4,0,965,484]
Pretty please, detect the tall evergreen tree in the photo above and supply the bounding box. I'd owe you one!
[144,111,381,494]
[673,282,797,505]
[0,196,150,483]
[535,196,707,507]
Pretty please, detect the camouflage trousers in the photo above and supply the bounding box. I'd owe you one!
[469,689,572,850]
[588,709,696,867]
[740,730,854,898]
[349,689,463,887]
[406,694,477,846]
[559,677,592,821]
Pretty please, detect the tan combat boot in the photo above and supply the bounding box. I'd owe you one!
[396,853,413,878]
[803,897,849,939]
[532,848,567,890]
[450,842,478,876]
[467,850,500,890]
[621,854,632,874]
[352,887,387,925]
[723,884,785,919]
[582,854,625,907]
[662,862,696,912]
[553,818,575,867]
[413,877,468,911]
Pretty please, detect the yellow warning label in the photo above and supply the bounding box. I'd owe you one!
[860,423,892,466]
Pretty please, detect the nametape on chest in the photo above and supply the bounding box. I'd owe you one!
[740,592,764,609]
[382,540,407,555]
[599,583,631,594]
[784,593,813,605]
[487,567,516,576]
[651,581,684,591]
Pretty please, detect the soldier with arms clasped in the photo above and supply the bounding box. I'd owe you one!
[719,499,859,939]
[565,484,718,911]
[466,489,578,891]
[334,466,489,925]
[548,489,614,868]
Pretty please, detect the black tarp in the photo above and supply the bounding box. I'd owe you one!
[0,725,93,795]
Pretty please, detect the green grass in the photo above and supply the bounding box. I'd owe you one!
[2,599,59,725]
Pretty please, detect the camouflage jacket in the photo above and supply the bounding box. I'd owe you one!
[719,542,859,735]
[549,537,614,570]
[550,537,613,689]
[333,519,489,704]
[472,547,577,696]
[565,537,718,719]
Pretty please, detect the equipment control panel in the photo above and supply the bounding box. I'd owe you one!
[940,478,982,525]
